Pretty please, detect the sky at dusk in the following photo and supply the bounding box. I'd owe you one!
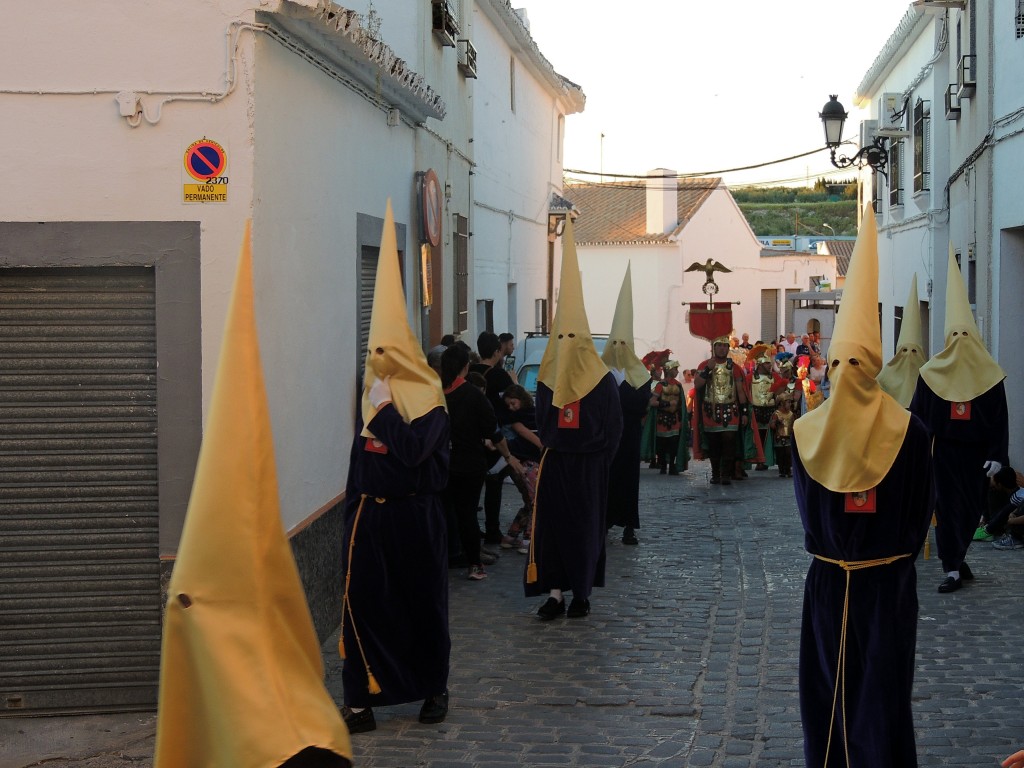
[522,1,918,187]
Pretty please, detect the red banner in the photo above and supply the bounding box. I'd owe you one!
[688,302,733,342]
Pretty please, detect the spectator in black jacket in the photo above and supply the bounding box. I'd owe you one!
[440,345,521,581]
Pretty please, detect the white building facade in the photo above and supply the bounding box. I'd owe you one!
[571,174,835,369]
[0,0,580,714]
[854,0,1023,461]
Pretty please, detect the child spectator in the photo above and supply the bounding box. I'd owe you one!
[769,394,796,478]
[975,467,1024,550]
[497,385,543,553]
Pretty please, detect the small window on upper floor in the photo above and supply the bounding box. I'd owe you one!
[913,99,930,194]
[557,115,565,162]
[510,57,516,113]
[889,141,903,207]
[1017,0,1024,38]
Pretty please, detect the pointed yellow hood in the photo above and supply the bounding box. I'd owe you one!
[154,221,352,768]
[601,263,651,388]
[794,207,910,492]
[538,217,609,406]
[919,244,1005,401]
[876,274,928,407]
[361,199,446,437]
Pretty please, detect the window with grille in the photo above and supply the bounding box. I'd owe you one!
[913,99,930,193]
[1017,0,1024,38]
[454,214,469,334]
[889,141,903,207]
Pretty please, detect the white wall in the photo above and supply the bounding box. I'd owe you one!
[252,33,426,529]
[469,6,566,340]
[578,188,832,369]
[0,2,472,534]
[991,0,1024,462]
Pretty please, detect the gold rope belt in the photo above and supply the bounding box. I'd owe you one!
[812,552,912,768]
[338,494,382,695]
[525,448,550,584]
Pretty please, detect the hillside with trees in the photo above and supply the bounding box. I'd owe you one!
[730,179,859,237]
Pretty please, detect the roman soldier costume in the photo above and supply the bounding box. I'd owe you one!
[746,344,786,470]
[693,335,749,485]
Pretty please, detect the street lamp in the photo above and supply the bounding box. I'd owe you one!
[819,95,889,178]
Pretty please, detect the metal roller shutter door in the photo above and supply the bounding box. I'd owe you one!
[0,267,161,715]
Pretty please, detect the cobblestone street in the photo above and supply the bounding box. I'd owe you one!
[5,460,1024,767]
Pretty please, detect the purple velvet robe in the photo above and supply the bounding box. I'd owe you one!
[341,405,450,707]
[524,373,623,598]
[793,414,932,768]
[909,378,1009,571]
[606,379,652,530]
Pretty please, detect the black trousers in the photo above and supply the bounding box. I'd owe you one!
[442,474,485,567]
[705,430,737,478]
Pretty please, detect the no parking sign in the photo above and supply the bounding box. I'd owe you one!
[182,138,228,203]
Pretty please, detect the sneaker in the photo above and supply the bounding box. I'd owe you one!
[500,535,519,549]
[973,526,994,542]
[480,550,497,565]
[517,539,530,555]
[468,564,488,580]
[992,533,1024,550]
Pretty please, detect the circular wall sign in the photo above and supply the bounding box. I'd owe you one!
[421,168,442,247]
[184,139,226,181]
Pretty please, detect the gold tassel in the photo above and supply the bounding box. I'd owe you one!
[367,671,381,695]
[338,635,346,659]
[526,562,538,583]
[525,449,547,587]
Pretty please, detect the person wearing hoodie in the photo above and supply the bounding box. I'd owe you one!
[793,208,933,768]
[910,246,1010,593]
[524,218,622,621]
[601,263,653,545]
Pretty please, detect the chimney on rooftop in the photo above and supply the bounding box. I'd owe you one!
[646,169,677,235]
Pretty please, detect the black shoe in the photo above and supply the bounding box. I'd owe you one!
[960,561,975,580]
[720,478,732,485]
[341,705,376,734]
[566,597,591,618]
[418,690,449,724]
[483,530,503,545]
[668,467,680,476]
[710,477,721,485]
[659,466,667,475]
[622,527,639,545]
[938,576,962,593]
[537,597,565,620]
[756,463,768,471]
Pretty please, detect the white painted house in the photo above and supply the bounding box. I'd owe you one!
[0,0,580,714]
[570,173,835,370]
[853,0,1024,460]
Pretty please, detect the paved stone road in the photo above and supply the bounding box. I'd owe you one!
[326,462,1024,768]
[5,460,1024,767]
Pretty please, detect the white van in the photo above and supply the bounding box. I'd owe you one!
[514,332,609,397]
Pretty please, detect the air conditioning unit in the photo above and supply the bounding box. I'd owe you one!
[457,38,478,78]
[431,0,459,47]
[878,93,905,130]
[945,83,961,120]
[957,54,976,99]
[860,119,879,150]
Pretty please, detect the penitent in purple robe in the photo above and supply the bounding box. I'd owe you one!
[793,414,932,768]
[341,404,450,708]
[525,373,623,599]
[909,379,1009,572]
[606,380,652,531]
